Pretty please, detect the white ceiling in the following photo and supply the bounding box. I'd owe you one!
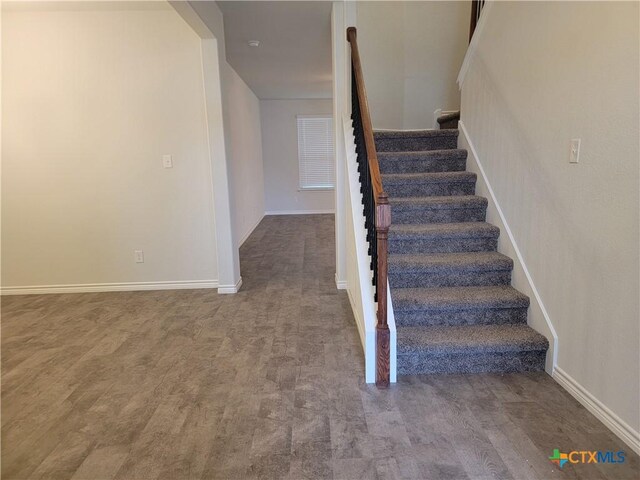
[217,1,333,99]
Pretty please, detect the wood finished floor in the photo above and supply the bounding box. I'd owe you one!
[2,215,638,480]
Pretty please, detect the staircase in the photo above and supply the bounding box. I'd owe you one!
[375,129,549,375]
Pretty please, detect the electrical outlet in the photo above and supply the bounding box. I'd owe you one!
[162,154,173,168]
[570,139,581,164]
[134,250,144,263]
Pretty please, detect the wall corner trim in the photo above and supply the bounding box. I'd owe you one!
[553,367,640,455]
[335,273,348,290]
[457,0,494,88]
[459,120,559,369]
[218,277,243,294]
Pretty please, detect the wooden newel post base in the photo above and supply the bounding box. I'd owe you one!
[376,326,390,387]
[375,202,391,388]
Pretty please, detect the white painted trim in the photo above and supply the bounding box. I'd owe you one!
[433,109,442,129]
[217,277,243,294]
[297,187,335,192]
[265,210,335,215]
[1,280,219,296]
[387,280,397,383]
[346,286,376,381]
[346,286,366,350]
[238,214,264,247]
[553,367,640,455]
[331,0,348,301]
[459,120,559,370]
[343,114,377,384]
[457,0,494,88]
[335,273,347,290]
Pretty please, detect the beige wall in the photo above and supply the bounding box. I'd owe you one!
[2,4,219,290]
[357,1,470,129]
[260,99,334,214]
[223,65,265,246]
[186,0,265,248]
[461,1,639,437]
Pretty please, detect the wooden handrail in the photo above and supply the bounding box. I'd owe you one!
[347,26,391,387]
[346,27,386,207]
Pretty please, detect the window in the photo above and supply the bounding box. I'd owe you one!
[297,115,334,190]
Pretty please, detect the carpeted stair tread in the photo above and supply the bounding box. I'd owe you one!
[436,111,461,124]
[383,172,477,197]
[389,222,499,239]
[378,149,467,161]
[391,285,529,312]
[389,251,513,273]
[378,149,468,174]
[382,171,477,184]
[397,324,548,355]
[390,196,488,224]
[390,195,487,208]
[375,130,459,152]
[388,222,500,254]
[388,251,514,288]
[374,129,459,140]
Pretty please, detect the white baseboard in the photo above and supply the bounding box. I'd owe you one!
[459,120,558,372]
[335,273,347,290]
[553,367,640,455]
[346,286,366,350]
[0,280,219,295]
[238,214,265,247]
[217,277,243,294]
[265,210,335,215]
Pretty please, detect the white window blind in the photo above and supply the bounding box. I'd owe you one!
[297,115,335,190]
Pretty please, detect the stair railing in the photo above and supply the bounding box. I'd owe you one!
[346,27,391,387]
[469,0,486,41]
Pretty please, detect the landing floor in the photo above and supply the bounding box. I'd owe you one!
[2,215,637,479]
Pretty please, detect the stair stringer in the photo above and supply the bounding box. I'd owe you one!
[342,115,398,383]
[458,120,558,373]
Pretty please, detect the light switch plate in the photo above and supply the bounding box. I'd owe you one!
[134,250,144,263]
[162,154,173,168]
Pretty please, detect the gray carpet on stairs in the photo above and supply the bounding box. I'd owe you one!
[390,196,488,224]
[388,251,514,288]
[382,171,477,197]
[388,222,499,254]
[375,129,548,375]
[378,149,468,174]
